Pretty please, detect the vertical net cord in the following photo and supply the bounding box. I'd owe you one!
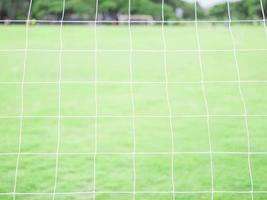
[128,1,136,200]
[52,0,65,199]
[260,0,267,36]
[161,1,175,199]
[93,0,99,199]
[194,1,214,200]
[12,1,33,200]
[226,1,254,199]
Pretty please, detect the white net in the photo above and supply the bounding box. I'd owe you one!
[0,0,267,200]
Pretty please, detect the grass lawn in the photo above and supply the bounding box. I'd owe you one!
[0,24,267,200]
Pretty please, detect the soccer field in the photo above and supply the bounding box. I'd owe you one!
[0,24,267,200]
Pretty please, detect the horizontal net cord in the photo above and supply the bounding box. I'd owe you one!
[0,151,267,156]
[0,114,267,119]
[0,19,266,23]
[0,190,267,195]
[1,48,267,53]
[0,80,267,85]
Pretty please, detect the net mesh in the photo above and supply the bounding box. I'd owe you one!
[0,0,267,200]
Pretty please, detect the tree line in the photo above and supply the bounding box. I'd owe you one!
[0,0,266,21]
[209,0,267,20]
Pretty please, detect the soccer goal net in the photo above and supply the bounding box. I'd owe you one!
[0,0,267,200]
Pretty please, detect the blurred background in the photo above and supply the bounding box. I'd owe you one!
[0,0,266,22]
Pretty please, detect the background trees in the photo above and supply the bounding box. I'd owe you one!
[0,0,266,21]
[209,0,267,20]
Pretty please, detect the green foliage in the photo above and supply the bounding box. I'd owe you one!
[64,0,96,17]
[209,0,267,20]
[1,0,204,20]
[209,3,228,20]
[1,0,266,21]
[31,0,64,19]
[0,0,30,19]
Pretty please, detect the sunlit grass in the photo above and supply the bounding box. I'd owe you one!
[0,24,267,200]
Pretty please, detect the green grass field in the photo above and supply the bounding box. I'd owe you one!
[0,24,267,200]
